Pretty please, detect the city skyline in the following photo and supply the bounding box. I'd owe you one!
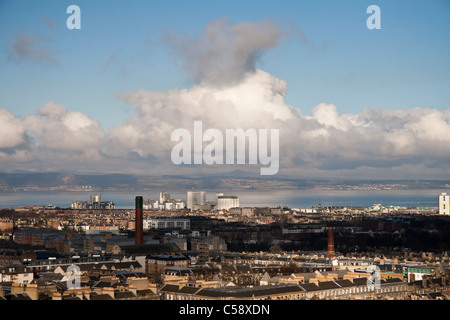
[1,1,450,180]
[1,187,450,303]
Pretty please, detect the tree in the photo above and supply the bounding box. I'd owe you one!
[269,245,282,254]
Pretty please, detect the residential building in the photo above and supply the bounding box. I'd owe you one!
[145,255,190,274]
[144,218,190,231]
[0,219,13,232]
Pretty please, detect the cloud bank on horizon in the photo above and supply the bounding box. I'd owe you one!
[1,19,450,179]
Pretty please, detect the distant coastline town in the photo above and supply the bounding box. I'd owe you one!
[0,173,449,193]
[2,182,450,193]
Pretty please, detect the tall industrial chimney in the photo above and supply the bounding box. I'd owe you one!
[327,227,336,257]
[135,196,143,245]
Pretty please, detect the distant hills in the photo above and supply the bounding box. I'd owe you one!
[0,172,449,192]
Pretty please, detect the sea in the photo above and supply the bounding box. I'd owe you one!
[0,189,445,209]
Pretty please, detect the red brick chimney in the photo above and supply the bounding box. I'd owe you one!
[135,196,143,245]
[327,227,336,257]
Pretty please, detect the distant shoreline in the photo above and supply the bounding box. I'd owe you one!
[0,188,445,210]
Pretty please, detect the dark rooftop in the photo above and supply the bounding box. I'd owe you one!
[89,292,114,300]
[119,243,182,255]
[160,284,201,295]
[196,284,304,299]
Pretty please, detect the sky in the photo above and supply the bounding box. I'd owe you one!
[0,0,450,179]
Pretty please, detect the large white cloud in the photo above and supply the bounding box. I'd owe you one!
[0,109,26,148]
[1,72,450,178]
[113,67,450,178]
[24,102,106,152]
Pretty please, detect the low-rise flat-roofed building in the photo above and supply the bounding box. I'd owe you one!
[144,218,190,231]
[217,196,239,211]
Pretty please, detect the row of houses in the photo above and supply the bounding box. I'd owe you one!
[1,240,449,300]
[160,277,409,300]
[3,269,449,300]
[8,228,227,257]
[0,273,160,300]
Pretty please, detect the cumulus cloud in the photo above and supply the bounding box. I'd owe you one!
[163,18,299,87]
[23,102,105,153]
[0,109,35,169]
[115,66,450,178]
[0,109,26,149]
[0,102,107,173]
[2,75,450,178]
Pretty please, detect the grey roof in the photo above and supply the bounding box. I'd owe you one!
[160,284,201,295]
[89,292,114,300]
[62,295,82,300]
[236,264,252,274]
[54,281,69,292]
[196,284,304,299]
[119,243,181,255]
[299,283,319,291]
[115,291,136,299]
[57,264,99,272]
[316,281,340,290]
[351,278,369,286]
[381,278,406,285]
[113,271,146,279]
[102,261,142,270]
[136,289,157,297]
[91,280,115,289]
[334,279,355,288]
[424,292,447,300]
[4,293,32,300]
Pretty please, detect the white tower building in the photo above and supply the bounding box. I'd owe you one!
[187,191,206,210]
[439,193,449,215]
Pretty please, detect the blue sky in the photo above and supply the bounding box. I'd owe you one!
[1,0,449,129]
[0,0,449,178]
